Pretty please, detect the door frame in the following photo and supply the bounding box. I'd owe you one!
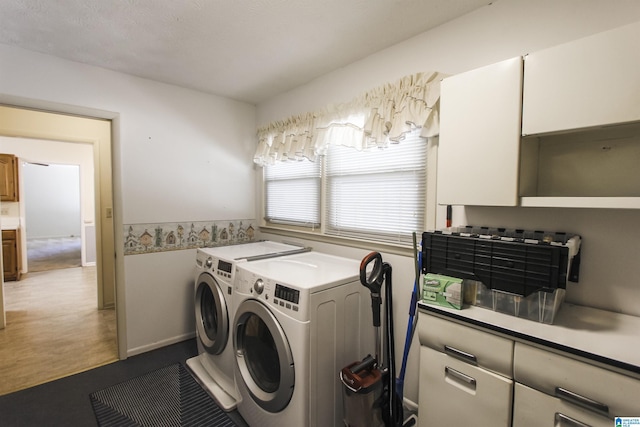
[0,103,125,358]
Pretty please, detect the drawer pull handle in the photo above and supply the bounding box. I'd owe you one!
[444,345,478,365]
[555,412,592,427]
[555,387,609,416]
[445,366,476,388]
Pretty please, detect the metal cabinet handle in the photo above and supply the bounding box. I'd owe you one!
[555,387,609,416]
[445,366,477,388]
[444,345,478,365]
[555,412,592,427]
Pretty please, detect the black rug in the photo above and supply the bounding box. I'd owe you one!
[90,363,238,427]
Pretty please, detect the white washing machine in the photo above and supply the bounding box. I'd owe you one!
[232,251,374,427]
[186,241,307,411]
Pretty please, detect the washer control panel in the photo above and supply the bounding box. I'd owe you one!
[236,269,306,321]
[271,283,300,314]
[253,279,265,295]
[215,259,233,280]
[275,284,300,305]
[196,251,234,281]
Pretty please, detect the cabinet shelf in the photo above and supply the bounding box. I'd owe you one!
[519,121,640,209]
[520,197,640,209]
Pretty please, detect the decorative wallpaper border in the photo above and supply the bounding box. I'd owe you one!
[124,219,256,255]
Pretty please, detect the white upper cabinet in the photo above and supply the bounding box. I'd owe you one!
[522,21,640,135]
[437,57,523,206]
[437,20,640,209]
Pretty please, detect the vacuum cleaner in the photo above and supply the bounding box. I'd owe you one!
[340,251,403,427]
[341,234,422,427]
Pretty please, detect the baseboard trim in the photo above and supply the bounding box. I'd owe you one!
[126,332,196,358]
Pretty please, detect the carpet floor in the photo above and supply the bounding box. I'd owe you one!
[0,339,248,427]
[90,363,240,427]
[27,237,82,272]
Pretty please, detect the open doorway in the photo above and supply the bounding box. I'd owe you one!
[0,106,118,395]
[23,162,83,272]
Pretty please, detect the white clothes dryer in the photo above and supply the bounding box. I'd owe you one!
[232,251,375,427]
[186,241,307,411]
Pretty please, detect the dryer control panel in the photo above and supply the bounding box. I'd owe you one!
[235,269,307,321]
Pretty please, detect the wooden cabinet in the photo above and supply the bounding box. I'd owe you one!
[2,229,21,281]
[0,153,19,202]
[437,57,523,207]
[437,21,640,209]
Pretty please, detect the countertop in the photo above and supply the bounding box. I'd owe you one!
[1,217,19,230]
[418,301,640,378]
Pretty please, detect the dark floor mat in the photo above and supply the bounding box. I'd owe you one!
[90,363,238,427]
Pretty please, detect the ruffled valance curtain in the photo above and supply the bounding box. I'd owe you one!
[254,71,447,166]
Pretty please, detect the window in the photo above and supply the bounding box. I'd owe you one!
[325,130,427,245]
[264,157,322,228]
[263,128,427,246]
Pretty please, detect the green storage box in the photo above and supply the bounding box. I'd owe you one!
[422,273,464,310]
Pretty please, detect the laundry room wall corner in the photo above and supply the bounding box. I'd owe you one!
[0,43,258,358]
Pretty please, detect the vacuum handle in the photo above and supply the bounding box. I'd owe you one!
[360,252,383,294]
[370,294,382,327]
[349,354,377,374]
[360,252,384,328]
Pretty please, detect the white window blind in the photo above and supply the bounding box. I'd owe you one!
[325,129,427,245]
[264,159,321,228]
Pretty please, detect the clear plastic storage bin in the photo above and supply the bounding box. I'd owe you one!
[471,280,565,324]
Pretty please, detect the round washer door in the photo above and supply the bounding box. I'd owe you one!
[195,273,229,355]
[234,299,294,413]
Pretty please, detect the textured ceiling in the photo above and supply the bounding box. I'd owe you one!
[0,0,489,104]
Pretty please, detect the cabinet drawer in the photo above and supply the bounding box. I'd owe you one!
[2,229,16,240]
[514,383,612,427]
[419,346,513,427]
[418,313,513,377]
[514,343,640,417]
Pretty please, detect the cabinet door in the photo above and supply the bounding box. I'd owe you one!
[514,343,640,417]
[0,153,19,202]
[522,21,640,135]
[437,57,523,206]
[419,346,512,427]
[513,383,611,427]
[417,312,514,377]
[2,231,18,281]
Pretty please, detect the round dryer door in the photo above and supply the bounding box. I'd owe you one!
[195,273,229,355]
[234,299,294,413]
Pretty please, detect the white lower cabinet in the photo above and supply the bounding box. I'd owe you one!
[419,346,513,427]
[418,311,640,426]
[513,383,611,427]
[514,343,640,424]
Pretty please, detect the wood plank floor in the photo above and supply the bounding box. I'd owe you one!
[0,266,118,396]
